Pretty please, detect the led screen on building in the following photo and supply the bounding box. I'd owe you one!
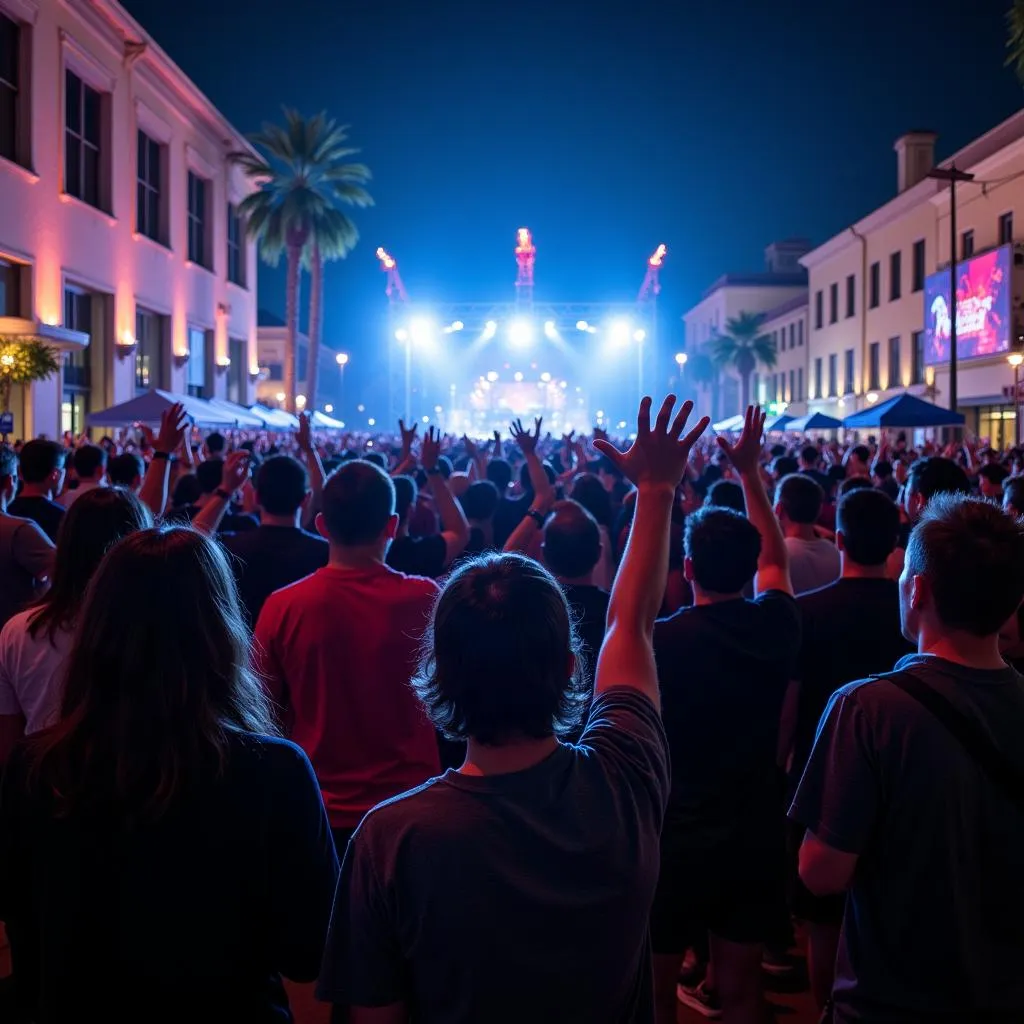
[923,245,1011,365]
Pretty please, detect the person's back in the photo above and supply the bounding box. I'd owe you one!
[8,439,67,542]
[777,472,840,593]
[791,494,1024,1021]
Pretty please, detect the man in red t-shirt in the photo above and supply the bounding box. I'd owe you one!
[254,460,441,853]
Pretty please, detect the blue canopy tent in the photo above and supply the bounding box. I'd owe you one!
[712,413,745,433]
[206,398,266,428]
[310,410,345,429]
[785,411,843,432]
[842,393,965,429]
[251,405,299,430]
[86,389,238,428]
[766,413,795,432]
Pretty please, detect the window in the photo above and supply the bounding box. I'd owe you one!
[814,357,823,399]
[797,320,804,346]
[889,251,901,301]
[869,262,880,308]
[227,203,245,286]
[829,282,838,324]
[187,326,207,397]
[844,348,855,395]
[788,369,795,403]
[788,323,795,349]
[135,307,164,392]
[0,257,24,316]
[187,171,209,267]
[814,290,823,329]
[912,238,926,292]
[999,212,1014,247]
[772,330,778,352]
[828,353,838,397]
[911,329,926,385]
[962,230,974,259]
[888,336,901,389]
[63,288,92,391]
[64,69,102,208]
[0,12,19,163]
[797,367,804,402]
[845,274,855,318]
[265,361,283,381]
[228,337,247,403]
[136,130,162,242]
[868,342,880,391]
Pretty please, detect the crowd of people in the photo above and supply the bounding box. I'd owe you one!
[0,395,1022,1024]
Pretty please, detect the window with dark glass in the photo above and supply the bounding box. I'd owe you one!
[797,320,803,346]
[814,290,823,330]
[828,353,838,396]
[962,230,974,259]
[137,130,161,242]
[63,288,92,391]
[187,171,209,267]
[889,251,901,301]
[814,357,823,398]
[869,342,881,391]
[0,257,22,316]
[888,336,901,389]
[788,323,795,349]
[228,337,246,403]
[844,348,854,395]
[788,369,795,402]
[797,367,804,402]
[187,326,206,397]
[64,69,102,208]
[829,282,838,324]
[912,238,926,292]
[227,203,245,286]
[911,330,926,385]
[845,274,855,318]
[135,307,163,391]
[869,262,880,308]
[0,12,19,164]
[999,212,1014,247]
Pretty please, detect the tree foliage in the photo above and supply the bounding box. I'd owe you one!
[1007,0,1024,85]
[0,338,61,410]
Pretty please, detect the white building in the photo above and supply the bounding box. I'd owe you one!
[0,0,258,439]
[758,293,809,417]
[256,311,344,416]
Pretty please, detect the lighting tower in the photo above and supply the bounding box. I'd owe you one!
[636,244,667,402]
[514,227,535,311]
[638,244,666,303]
[378,247,408,426]
[376,246,408,303]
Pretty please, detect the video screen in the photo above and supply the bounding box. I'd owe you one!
[924,245,1011,365]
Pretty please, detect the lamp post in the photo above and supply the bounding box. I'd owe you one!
[1009,352,1023,448]
[335,352,349,420]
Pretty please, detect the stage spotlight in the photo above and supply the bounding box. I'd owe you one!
[421,415,430,423]
[368,417,376,426]
[410,317,435,345]
[608,318,632,346]
[325,404,334,413]
[514,371,524,382]
[559,380,568,389]
[481,320,498,342]
[394,328,409,342]
[576,320,589,332]
[447,320,465,332]
[633,328,647,342]
[544,320,558,340]
[507,318,535,349]
[487,370,499,382]
[357,404,365,413]
[540,371,552,382]
[434,404,443,413]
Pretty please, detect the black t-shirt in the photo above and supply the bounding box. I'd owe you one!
[221,524,329,625]
[653,590,800,866]
[318,688,669,1024]
[561,582,610,684]
[0,734,339,1024]
[792,577,913,785]
[7,496,65,543]
[387,533,447,579]
[492,494,531,549]
[167,504,259,535]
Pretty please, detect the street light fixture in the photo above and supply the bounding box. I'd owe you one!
[674,352,687,367]
[335,352,349,420]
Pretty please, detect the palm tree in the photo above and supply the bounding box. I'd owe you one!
[709,311,776,414]
[233,110,372,412]
[685,349,719,424]
[1007,0,1024,84]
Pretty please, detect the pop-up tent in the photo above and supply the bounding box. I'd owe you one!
[86,389,238,428]
[310,410,345,429]
[205,398,266,428]
[842,392,964,429]
[785,411,844,432]
[712,413,745,433]
[250,405,299,430]
[766,413,795,431]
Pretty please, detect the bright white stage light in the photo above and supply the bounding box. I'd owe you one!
[368,417,376,426]
[596,409,604,418]
[540,371,552,382]
[618,421,627,429]
[449,320,465,332]
[633,328,647,342]
[481,320,498,341]
[487,370,499,382]
[514,371,524,382]
[410,317,435,345]
[507,318,535,349]
[608,318,632,346]
[357,404,365,413]
[394,328,409,342]
[325,404,334,413]
[434,405,443,413]
[544,320,558,340]
[559,380,568,389]
[576,320,589,332]
[421,415,429,423]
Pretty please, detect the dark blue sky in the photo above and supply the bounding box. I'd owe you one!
[123,0,1020,388]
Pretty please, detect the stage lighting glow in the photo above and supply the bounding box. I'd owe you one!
[514,371,524,382]
[576,320,589,332]
[508,318,535,349]
[394,328,409,342]
[609,318,632,346]
[325,404,334,413]
[296,394,307,409]
[540,371,551,382]
[434,405,443,413]
[368,418,376,426]
[275,391,285,403]
[422,415,429,423]
[410,317,435,344]
[559,381,568,389]
[443,320,465,333]
[618,421,627,429]
[633,328,647,342]
[357,404,365,413]
[544,320,558,340]
[481,320,498,341]
[675,352,688,366]
[597,409,604,418]
[487,370,499,382]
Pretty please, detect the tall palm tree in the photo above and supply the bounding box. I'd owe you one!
[709,311,776,414]
[232,110,371,412]
[1007,0,1024,84]
[685,349,719,424]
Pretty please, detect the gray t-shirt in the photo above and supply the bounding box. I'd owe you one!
[790,653,1024,1022]
[318,688,669,1023]
[785,535,840,595]
[0,513,54,628]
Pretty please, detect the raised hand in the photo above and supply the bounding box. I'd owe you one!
[154,402,190,455]
[398,419,418,454]
[593,424,609,444]
[421,426,442,471]
[510,416,543,457]
[594,396,709,492]
[715,404,767,476]
[463,434,478,458]
[297,411,313,453]
[220,450,250,495]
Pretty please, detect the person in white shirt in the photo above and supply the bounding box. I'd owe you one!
[776,473,840,595]
[59,444,108,507]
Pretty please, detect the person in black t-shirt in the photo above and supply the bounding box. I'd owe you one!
[7,440,66,543]
[458,480,500,554]
[166,458,258,534]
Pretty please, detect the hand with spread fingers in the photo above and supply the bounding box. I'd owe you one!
[510,417,543,458]
[716,405,767,477]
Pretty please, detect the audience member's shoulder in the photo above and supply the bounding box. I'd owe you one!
[228,731,316,779]
[387,564,441,597]
[352,775,449,847]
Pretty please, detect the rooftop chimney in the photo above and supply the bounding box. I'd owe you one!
[894,131,937,193]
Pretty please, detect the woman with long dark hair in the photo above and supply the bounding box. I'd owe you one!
[0,528,339,1023]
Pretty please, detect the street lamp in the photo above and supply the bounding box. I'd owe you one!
[674,352,687,368]
[335,352,349,419]
[1009,352,1023,447]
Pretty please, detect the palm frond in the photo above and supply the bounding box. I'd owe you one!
[1007,0,1024,84]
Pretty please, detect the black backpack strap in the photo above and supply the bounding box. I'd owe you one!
[884,671,1024,803]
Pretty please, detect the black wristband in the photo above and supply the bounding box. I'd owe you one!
[152,450,170,460]
[525,509,546,527]
[214,487,233,501]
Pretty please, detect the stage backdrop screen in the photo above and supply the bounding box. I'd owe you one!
[923,245,1011,365]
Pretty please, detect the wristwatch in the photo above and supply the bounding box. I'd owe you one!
[152,450,170,460]
[525,509,546,527]
[214,487,233,501]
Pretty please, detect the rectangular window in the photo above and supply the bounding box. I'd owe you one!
[869,341,881,391]
[228,337,246,403]
[136,130,162,242]
[845,274,855,318]
[187,171,209,267]
[888,335,901,390]
[788,323,795,350]
[797,320,804,346]
[911,330,926,385]
[912,238,926,292]
[829,282,838,324]
[788,369,795,403]
[814,290,823,330]
[814,357,823,399]
[0,257,23,316]
[772,330,778,352]
[844,348,855,395]
[187,326,207,397]
[828,353,838,397]
[869,262,880,308]
[797,367,804,402]
[64,69,102,208]
[135,307,163,392]
[227,203,245,286]
[889,251,901,301]
[63,288,92,391]
[999,212,1014,247]
[0,12,19,163]
[962,229,974,259]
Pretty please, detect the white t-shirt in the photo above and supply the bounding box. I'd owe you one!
[0,608,72,733]
[785,535,841,595]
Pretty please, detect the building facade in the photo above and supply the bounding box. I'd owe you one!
[758,293,809,417]
[256,312,344,417]
[0,0,258,439]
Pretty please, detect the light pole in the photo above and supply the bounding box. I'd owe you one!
[927,164,976,414]
[335,352,349,419]
[1009,352,1023,448]
[394,329,411,425]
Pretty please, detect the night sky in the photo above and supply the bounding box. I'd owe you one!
[122,0,1020,397]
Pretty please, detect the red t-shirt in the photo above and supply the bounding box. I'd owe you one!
[254,563,441,828]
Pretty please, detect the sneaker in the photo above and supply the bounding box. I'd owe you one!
[676,980,722,1019]
[677,950,707,990]
[761,947,799,977]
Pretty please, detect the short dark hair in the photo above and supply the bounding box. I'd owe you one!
[906,457,970,502]
[361,450,387,470]
[684,506,761,594]
[569,473,613,528]
[1004,476,1024,514]
[978,463,1010,487]
[71,444,107,478]
[392,475,417,523]
[321,460,395,545]
[800,444,819,466]
[18,440,65,483]
[772,455,799,478]
[705,479,745,513]
[850,444,871,464]
[459,480,500,521]
[543,500,601,579]
[195,459,224,495]
[107,452,144,487]
[838,475,873,497]
[255,455,309,516]
[906,494,1024,636]
[413,553,586,745]
[873,458,894,479]
[205,431,226,455]
[836,488,900,566]
[486,458,513,492]
[776,473,824,524]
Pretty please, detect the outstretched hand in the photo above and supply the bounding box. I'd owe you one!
[154,402,190,455]
[715,405,766,476]
[593,396,709,492]
[421,426,442,471]
[510,416,543,457]
[398,419,418,454]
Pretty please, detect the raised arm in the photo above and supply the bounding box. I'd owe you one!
[193,451,250,536]
[593,396,709,708]
[717,405,792,596]
[296,413,326,529]
[138,403,190,518]
[421,427,469,569]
